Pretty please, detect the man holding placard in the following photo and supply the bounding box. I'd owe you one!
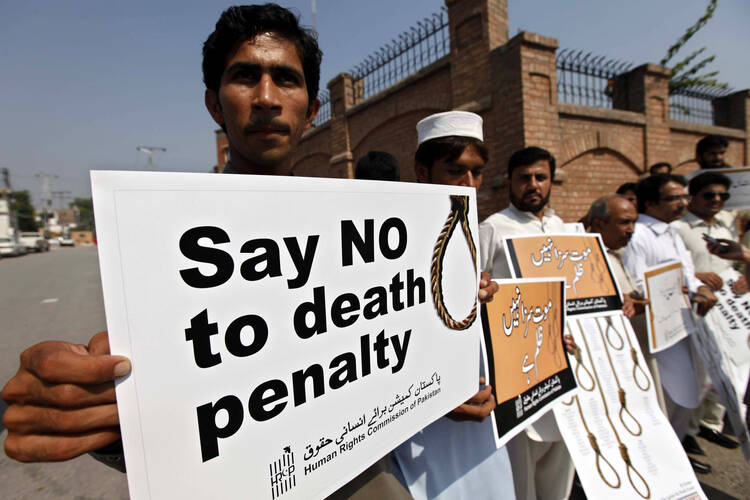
[479,147,576,500]
[676,172,745,458]
[390,111,516,500]
[2,6,505,498]
[622,174,718,473]
[587,194,665,410]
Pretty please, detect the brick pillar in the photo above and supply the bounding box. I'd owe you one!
[478,31,560,219]
[613,64,672,170]
[714,89,750,164]
[446,0,508,109]
[327,73,355,178]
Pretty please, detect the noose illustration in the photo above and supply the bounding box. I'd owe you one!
[563,320,619,487]
[566,321,595,391]
[562,395,621,489]
[430,195,478,330]
[620,314,651,391]
[578,319,651,499]
[602,315,624,351]
[595,317,643,437]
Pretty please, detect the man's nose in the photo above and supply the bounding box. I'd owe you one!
[253,74,282,110]
[459,171,476,187]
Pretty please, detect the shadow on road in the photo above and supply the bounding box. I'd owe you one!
[700,482,741,500]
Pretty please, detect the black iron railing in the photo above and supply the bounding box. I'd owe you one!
[350,6,449,103]
[669,85,732,125]
[556,49,632,108]
[312,89,331,127]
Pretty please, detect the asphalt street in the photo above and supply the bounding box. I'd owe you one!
[0,246,128,499]
[0,246,748,499]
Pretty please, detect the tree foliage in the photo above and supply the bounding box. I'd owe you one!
[661,0,727,94]
[11,190,38,231]
[70,197,95,232]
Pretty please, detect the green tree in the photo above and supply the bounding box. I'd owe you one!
[661,0,727,94]
[11,190,38,232]
[70,197,94,231]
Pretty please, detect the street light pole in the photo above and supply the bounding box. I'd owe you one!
[136,146,167,170]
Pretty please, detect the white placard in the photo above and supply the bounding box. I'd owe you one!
[643,261,696,353]
[556,313,706,500]
[707,268,750,367]
[693,313,750,461]
[686,166,750,210]
[92,171,483,500]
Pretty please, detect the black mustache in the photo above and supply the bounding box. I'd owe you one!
[243,119,291,134]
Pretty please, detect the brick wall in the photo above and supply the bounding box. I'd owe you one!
[215,0,750,223]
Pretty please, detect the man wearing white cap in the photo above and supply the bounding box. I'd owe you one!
[390,111,517,500]
[479,147,575,500]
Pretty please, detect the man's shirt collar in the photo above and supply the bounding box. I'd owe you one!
[506,202,556,223]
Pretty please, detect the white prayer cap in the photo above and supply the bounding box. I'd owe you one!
[416,111,483,145]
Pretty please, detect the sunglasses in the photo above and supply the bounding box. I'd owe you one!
[701,191,730,201]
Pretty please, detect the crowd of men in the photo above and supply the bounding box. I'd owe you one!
[2,4,747,499]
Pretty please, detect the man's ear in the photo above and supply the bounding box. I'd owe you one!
[590,218,603,234]
[303,98,321,132]
[205,89,225,127]
[414,161,430,183]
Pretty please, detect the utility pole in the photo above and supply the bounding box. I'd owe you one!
[311,0,317,32]
[35,173,57,234]
[2,167,20,239]
[136,146,167,170]
[51,190,72,210]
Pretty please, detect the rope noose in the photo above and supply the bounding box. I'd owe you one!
[620,315,651,391]
[431,195,478,330]
[579,319,651,499]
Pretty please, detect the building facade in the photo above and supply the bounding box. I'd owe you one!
[214,0,749,222]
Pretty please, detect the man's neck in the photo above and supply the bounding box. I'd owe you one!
[643,210,671,224]
[688,207,715,225]
[228,152,292,176]
[510,201,545,221]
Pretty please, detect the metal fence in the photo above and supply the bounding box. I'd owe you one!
[669,85,733,125]
[312,89,330,127]
[556,49,632,108]
[350,6,450,103]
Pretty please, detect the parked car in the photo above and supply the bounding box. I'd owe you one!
[58,235,74,247]
[19,232,50,252]
[0,237,27,257]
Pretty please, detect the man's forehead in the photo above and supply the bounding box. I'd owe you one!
[700,183,728,192]
[609,198,636,217]
[514,160,550,174]
[225,32,303,67]
[662,181,685,192]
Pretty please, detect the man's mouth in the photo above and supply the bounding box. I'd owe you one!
[244,122,290,136]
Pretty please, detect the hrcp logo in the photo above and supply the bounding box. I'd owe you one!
[270,446,296,499]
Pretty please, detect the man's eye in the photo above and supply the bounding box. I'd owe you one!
[277,72,301,85]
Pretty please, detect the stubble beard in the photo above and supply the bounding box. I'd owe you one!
[510,190,551,214]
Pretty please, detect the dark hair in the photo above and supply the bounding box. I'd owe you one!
[355,151,400,181]
[202,4,322,108]
[415,136,488,169]
[636,174,686,213]
[688,171,731,195]
[696,135,728,158]
[507,146,556,180]
[616,182,637,195]
[649,162,672,175]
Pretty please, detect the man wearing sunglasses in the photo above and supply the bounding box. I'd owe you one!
[677,172,747,296]
[675,172,746,461]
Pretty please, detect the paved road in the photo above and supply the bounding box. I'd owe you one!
[0,247,128,499]
[0,247,748,499]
